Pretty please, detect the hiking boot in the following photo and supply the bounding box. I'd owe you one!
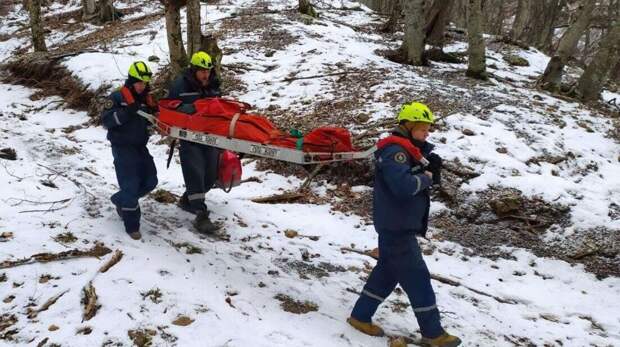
[127,230,142,240]
[193,210,219,234]
[347,316,384,337]
[421,332,461,347]
[177,194,196,214]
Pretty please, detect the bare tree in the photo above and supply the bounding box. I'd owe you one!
[162,0,188,74]
[426,0,454,48]
[482,0,505,35]
[381,0,402,33]
[531,0,566,52]
[81,0,120,23]
[451,0,468,28]
[576,16,620,101]
[299,0,318,18]
[539,0,596,91]
[510,0,530,41]
[27,0,47,52]
[186,0,201,56]
[401,0,428,65]
[467,0,486,78]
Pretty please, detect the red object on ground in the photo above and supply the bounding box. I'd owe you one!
[216,150,242,192]
[157,97,355,153]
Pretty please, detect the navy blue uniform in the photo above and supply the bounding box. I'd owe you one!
[101,81,158,233]
[167,68,221,213]
[351,132,445,339]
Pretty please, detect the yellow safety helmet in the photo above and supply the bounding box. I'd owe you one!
[128,61,152,83]
[190,51,213,70]
[397,102,434,124]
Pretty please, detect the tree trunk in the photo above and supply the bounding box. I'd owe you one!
[426,0,454,48]
[511,0,530,41]
[299,0,318,18]
[199,34,223,83]
[540,0,596,91]
[186,0,202,56]
[82,0,97,20]
[536,0,565,52]
[401,0,427,66]
[450,0,468,28]
[164,0,188,75]
[381,0,402,33]
[467,0,486,79]
[82,0,119,23]
[576,17,620,101]
[482,0,505,35]
[98,0,116,23]
[28,0,47,52]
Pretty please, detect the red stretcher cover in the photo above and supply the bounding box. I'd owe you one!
[158,98,355,153]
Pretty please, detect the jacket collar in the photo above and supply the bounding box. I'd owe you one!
[391,126,434,155]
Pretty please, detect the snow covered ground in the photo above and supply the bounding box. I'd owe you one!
[1,1,619,346]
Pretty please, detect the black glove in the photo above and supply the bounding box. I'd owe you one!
[126,102,139,116]
[426,153,442,185]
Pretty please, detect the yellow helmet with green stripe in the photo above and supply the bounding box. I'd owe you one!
[128,61,152,83]
[190,51,213,70]
[397,102,434,124]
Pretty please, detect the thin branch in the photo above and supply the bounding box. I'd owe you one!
[0,243,112,270]
[27,289,70,319]
[8,197,71,207]
[261,71,364,84]
[19,198,73,213]
[341,247,519,305]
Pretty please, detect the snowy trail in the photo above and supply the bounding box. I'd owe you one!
[2,0,620,346]
[1,82,619,347]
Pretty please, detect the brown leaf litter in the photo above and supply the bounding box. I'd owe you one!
[274,294,318,314]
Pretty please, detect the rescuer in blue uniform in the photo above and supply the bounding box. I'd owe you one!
[167,51,221,234]
[101,61,158,240]
[347,102,461,347]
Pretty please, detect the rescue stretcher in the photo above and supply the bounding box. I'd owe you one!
[137,97,428,166]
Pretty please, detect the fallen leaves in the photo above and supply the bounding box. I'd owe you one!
[128,328,156,347]
[141,288,163,304]
[171,315,194,326]
[274,294,318,314]
[52,232,77,244]
[48,324,59,331]
[283,229,319,241]
[150,189,178,204]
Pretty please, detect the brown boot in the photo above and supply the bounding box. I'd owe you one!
[347,316,384,337]
[421,332,461,347]
[127,230,142,240]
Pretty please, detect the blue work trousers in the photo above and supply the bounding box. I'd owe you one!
[351,231,444,338]
[111,144,157,232]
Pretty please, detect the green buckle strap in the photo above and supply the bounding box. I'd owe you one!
[290,129,304,150]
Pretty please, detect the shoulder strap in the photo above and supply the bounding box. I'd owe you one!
[376,135,424,162]
[120,86,136,105]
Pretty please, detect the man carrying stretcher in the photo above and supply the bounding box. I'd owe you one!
[167,51,221,234]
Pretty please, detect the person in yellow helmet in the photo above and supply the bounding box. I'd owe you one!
[101,61,158,240]
[167,51,221,234]
[347,102,461,347]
